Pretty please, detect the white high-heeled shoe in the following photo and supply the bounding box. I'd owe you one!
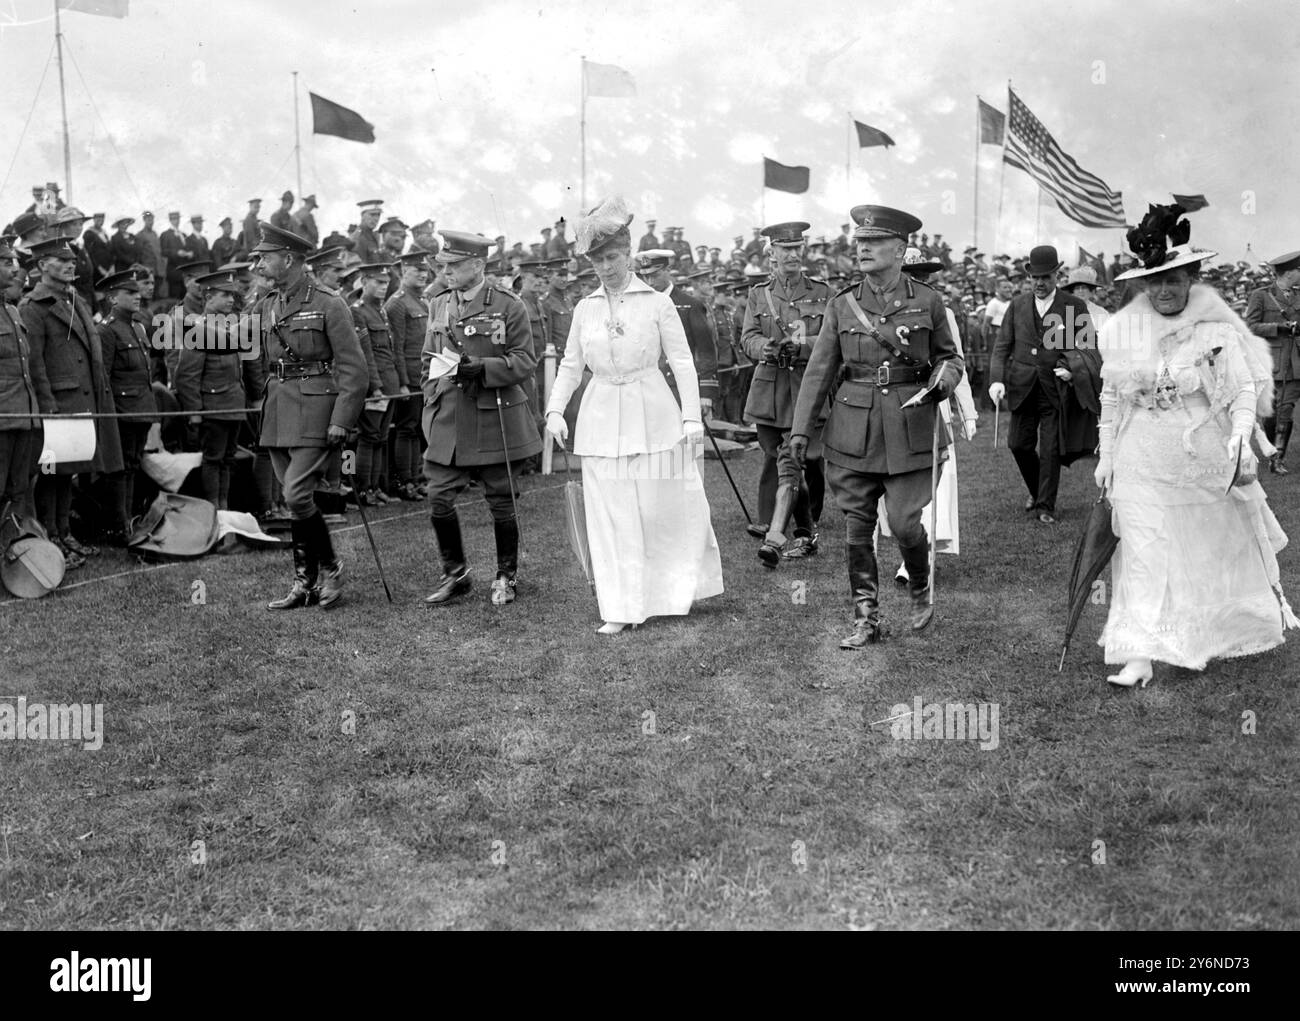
[596,621,631,635]
[1107,659,1153,688]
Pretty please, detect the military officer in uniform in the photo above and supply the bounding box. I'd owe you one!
[1245,250,1300,473]
[255,223,368,609]
[348,262,402,504]
[790,205,964,648]
[97,269,159,539]
[174,270,250,510]
[636,249,718,414]
[354,200,384,264]
[741,222,831,567]
[421,231,541,607]
[0,239,40,520]
[21,236,124,565]
[384,250,430,500]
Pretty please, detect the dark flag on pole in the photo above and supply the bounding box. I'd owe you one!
[763,157,810,194]
[978,98,1005,145]
[309,92,376,144]
[853,120,895,149]
[1171,193,1210,212]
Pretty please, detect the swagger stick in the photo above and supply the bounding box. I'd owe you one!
[496,388,522,526]
[703,421,753,524]
[344,471,393,602]
[929,410,940,608]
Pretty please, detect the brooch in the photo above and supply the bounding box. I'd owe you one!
[463,324,477,336]
[895,325,911,346]
[605,319,625,338]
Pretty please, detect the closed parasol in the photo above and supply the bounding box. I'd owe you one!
[1059,492,1119,671]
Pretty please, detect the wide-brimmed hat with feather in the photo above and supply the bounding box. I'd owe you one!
[574,196,634,257]
[1117,203,1216,281]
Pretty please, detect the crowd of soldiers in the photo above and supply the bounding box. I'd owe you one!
[2,180,1297,600]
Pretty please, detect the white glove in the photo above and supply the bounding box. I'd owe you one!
[961,417,977,442]
[1094,455,1114,494]
[988,382,1006,405]
[699,397,713,417]
[683,419,704,447]
[1053,367,1073,382]
[545,412,569,446]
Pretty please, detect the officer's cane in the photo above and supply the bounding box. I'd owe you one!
[495,389,522,525]
[703,421,754,525]
[344,469,393,602]
[929,410,940,609]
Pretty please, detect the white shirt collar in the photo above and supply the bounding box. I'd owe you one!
[1034,289,1056,316]
[593,274,655,299]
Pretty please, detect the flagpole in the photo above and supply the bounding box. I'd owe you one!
[579,56,587,210]
[53,0,73,200]
[1036,184,1043,239]
[846,111,852,197]
[292,71,303,199]
[997,81,1011,254]
[972,98,980,251]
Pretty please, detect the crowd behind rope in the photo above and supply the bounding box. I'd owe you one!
[1,182,1297,584]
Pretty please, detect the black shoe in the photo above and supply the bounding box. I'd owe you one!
[746,522,769,539]
[267,579,319,610]
[53,538,86,571]
[490,571,517,605]
[758,541,782,569]
[268,519,319,610]
[1270,456,1290,475]
[62,534,99,557]
[425,566,471,604]
[399,482,422,502]
[840,616,889,649]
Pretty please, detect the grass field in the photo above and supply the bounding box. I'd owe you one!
[2,432,1297,930]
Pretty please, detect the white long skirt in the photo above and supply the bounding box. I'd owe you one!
[1100,407,1295,668]
[583,441,724,624]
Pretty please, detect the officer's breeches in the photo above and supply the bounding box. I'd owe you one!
[423,460,518,522]
[269,446,335,519]
[827,462,936,548]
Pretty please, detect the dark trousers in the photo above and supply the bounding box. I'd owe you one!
[269,446,335,519]
[755,423,813,536]
[199,419,241,510]
[106,421,150,529]
[357,401,396,491]
[36,473,74,538]
[424,458,520,522]
[826,461,936,549]
[391,393,425,487]
[1008,380,1062,513]
[0,428,39,515]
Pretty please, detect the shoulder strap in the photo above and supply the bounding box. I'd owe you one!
[762,286,780,330]
[843,291,922,365]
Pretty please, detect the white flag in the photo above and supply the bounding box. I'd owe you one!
[584,60,635,98]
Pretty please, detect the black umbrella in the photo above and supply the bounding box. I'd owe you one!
[1059,492,1119,671]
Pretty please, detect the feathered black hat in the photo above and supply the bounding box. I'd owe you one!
[1117,203,1214,281]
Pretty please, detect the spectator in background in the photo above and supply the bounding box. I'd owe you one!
[270,191,295,231]
[211,217,240,266]
[136,211,164,295]
[293,194,319,246]
[109,216,140,273]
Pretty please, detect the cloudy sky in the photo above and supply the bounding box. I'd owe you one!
[3,0,1298,265]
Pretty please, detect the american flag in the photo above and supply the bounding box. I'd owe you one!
[1004,88,1125,229]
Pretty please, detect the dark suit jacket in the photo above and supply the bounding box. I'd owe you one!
[990,290,1091,411]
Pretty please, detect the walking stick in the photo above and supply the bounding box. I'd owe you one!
[993,397,1000,448]
[703,420,754,525]
[345,471,393,602]
[929,410,940,609]
[496,388,522,525]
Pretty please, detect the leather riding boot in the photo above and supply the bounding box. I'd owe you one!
[491,517,519,605]
[899,538,934,631]
[309,511,344,608]
[426,510,471,604]
[841,541,887,649]
[760,482,798,568]
[267,518,319,610]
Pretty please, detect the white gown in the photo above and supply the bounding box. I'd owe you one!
[546,275,724,624]
[1098,286,1296,668]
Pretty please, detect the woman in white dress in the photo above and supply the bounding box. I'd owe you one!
[545,197,724,634]
[885,250,978,580]
[1095,205,1297,687]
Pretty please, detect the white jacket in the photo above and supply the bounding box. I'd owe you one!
[546,275,701,456]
